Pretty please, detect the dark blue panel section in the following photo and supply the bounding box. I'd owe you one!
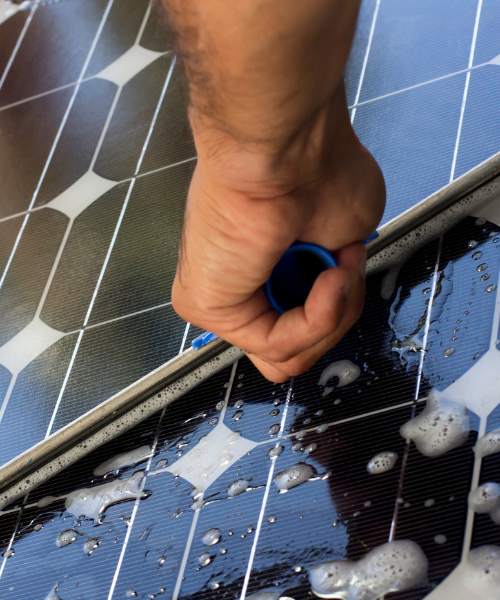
[0,333,78,469]
[52,305,186,431]
[355,74,465,225]
[0,208,68,347]
[344,0,377,106]
[424,218,500,390]
[360,0,477,102]
[0,365,11,417]
[473,0,500,65]
[455,66,500,179]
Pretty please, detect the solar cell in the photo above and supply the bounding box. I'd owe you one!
[0,0,499,597]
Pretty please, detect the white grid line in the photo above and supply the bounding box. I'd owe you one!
[169,360,239,600]
[350,0,381,124]
[0,1,38,92]
[239,378,293,600]
[449,0,483,183]
[389,235,443,542]
[107,402,169,600]
[179,322,190,354]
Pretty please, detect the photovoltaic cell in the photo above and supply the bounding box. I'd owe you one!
[0,0,500,598]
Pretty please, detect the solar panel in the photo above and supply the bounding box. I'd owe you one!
[0,0,500,598]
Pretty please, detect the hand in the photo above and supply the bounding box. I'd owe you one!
[172,83,385,381]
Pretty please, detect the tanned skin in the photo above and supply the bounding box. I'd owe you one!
[161,0,386,382]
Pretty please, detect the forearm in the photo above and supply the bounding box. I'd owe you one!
[162,0,361,187]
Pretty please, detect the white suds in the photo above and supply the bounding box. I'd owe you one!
[366,451,398,474]
[474,430,500,459]
[318,360,360,391]
[38,495,59,508]
[309,540,428,599]
[274,464,313,492]
[246,592,281,600]
[400,390,469,457]
[468,482,500,524]
[93,445,152,476]
[45,584,63,600]
[65,471,146,522]
[463,545,500,598]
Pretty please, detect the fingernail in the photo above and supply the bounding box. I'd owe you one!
[358,257,366,279]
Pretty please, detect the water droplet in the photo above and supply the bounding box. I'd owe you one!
[56,529,79,548]
[228,530,233,536]
[292,442,303,452]
[434,534,447,545]
[422,288,431,295]
[209,581,220,590]
[202,528,221,546]
[315,409,324,416]
[273,399,280,406]
[126,589,137,598]
[246,526,254,534]
[303,443,317,454]
[234,400,243,409]
[233,410,243,421]
[219,547,227,554]
[208,418,218,426]
[481,273,490,281]
[475,218,486,226]
[334,399,341,405]
[270,409,279,417]
[451,336,457,341]
[424,499,435,508]
[156,459,168,468]
[332,519,339,527]
[364,501,372,508]
[215,401,225,411]
[268,445,284,459]
[443,347,455,357]
[456,319,461,324]
[468,240,478,249]
[316,424,329,433]
[495,238,500,243]
[83,536,100,554]
[295,430,307,440]
[3,548,14,558]
[477,263,488,272]
[268,424,280,435]
[472,251,483,260]
[268,515,276,524]
[198,551,211,567]
[453,327,459,333]
[34,524,43,531]
[473,352,481,360]
[303,417,312,425]
[464,310,470,315]
[237,383,243,388]
[158,555,166,566]
[293,564,303,573]
[486,284,497,293]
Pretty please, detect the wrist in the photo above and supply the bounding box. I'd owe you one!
[191,81,357,200]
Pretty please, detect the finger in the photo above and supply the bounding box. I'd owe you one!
[246,244,366,380]
[224,242,366,364]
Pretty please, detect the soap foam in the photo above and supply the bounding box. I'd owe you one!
[400,390,469,457]
[93,445,152,476]
[274,463,313,492]
[366,451,398,474]
[246,592,281,600]
[45,585,62,600]
[309,540,428,599]
[463,545,500,598]
[468,482,500,524]
[65,471,146,522]
[318,360,360,395]
[474,430,500,459]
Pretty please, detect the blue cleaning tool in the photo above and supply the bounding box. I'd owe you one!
[191,231,379,349]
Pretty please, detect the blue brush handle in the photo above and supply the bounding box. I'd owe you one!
[191,231,379,349]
